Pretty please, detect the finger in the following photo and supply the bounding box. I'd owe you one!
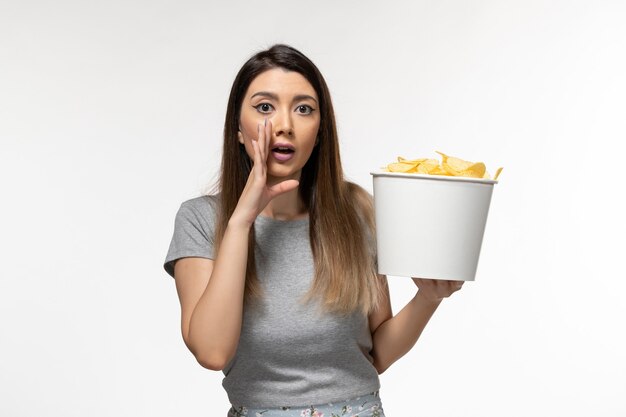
[437,279,450,297]
[438,280,456,297]
[446,280,462,296]
[250,138,258,166]
[251,139,263,175]
[260,118,268,162]
[445,280,455,297]
[265,118,272,159]
[258,121,266,162]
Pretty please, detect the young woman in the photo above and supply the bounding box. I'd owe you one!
[163,44,463,417]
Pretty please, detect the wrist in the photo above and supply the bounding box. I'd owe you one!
[414,290,444,307]
[227,216,253,232]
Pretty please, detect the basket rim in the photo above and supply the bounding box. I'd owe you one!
[370,170,498,185]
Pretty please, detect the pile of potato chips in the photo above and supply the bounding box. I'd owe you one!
[384,151,503,180]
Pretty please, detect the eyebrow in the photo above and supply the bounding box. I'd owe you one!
[250,91,318,105]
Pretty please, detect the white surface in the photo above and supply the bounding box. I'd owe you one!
[1,1,625,416]
[372,172,495,281]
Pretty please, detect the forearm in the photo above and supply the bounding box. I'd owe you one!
[188,220,250,367]
[371,292,442,373]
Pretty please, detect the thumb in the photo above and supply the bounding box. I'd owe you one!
[268,179,300,199]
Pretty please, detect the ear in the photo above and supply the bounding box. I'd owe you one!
[238,129,244,144]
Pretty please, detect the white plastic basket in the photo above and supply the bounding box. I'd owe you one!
[370,171,498,281]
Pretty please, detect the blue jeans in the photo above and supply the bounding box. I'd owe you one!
[227,390,385,417]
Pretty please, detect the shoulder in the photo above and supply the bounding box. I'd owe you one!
[180,194,220,214]
[181,193,219,209]
[177,194,221,226]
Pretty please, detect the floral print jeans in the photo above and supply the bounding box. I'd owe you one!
[227,390,385,417]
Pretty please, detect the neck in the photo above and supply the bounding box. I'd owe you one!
[261,186,307,221]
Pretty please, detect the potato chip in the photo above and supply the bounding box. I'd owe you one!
[384,151,502,180]
[416,159,440,174]
[386,161,419,173]
[398,157,427,165]
[436,151,473,174]
[461,162,486,178]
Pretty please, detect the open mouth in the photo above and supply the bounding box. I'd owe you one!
[271,144,295,161]
[272,145,295,154]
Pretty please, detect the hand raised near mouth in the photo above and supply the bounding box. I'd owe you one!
[230,118,300,228]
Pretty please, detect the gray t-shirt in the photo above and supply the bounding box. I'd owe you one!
[163,194,380,407]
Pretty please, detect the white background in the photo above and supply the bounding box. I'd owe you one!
[1,0,625,416]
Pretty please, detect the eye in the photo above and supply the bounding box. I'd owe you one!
[254,103,273,113]
[296,105,314,115]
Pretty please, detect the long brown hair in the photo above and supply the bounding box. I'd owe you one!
[211,44,383,316]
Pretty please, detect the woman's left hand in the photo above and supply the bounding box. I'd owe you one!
[412,278,464,303]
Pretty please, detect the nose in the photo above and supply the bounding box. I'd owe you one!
[271,110,294,138]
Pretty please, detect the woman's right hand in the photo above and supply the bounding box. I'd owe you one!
[230,118,300,228]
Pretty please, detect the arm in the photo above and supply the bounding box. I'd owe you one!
[174,219,251,371]
[369,277,464,374]
[174,119,299,371]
